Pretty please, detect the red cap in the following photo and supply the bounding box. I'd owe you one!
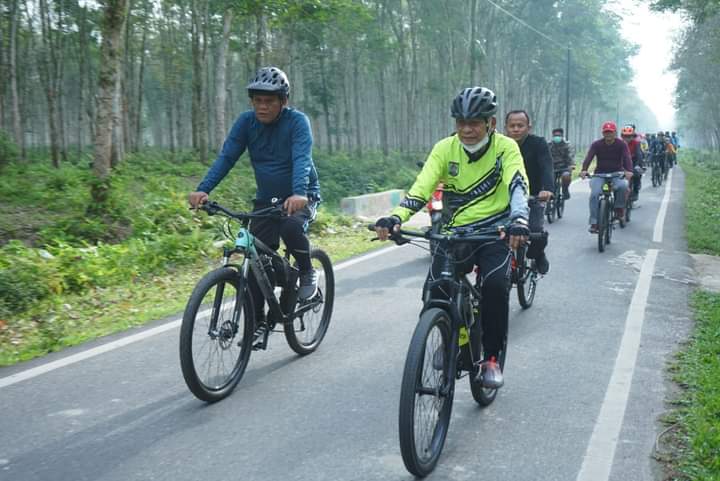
[602,121,617,133]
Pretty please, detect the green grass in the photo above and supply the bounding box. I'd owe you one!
[659,150,720,480]
[0,147,412,366]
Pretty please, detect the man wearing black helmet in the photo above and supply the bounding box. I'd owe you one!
[374,86,530,389]
[189,66,321,328]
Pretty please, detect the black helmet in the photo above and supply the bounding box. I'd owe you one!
[451,87,497,120]
[247,66,290,97]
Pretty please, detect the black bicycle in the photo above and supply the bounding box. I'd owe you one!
[651,154,663,187]
[590,172,625,253]
[369,224,509,477]
[545,170,565,223]
[180,201,335,403]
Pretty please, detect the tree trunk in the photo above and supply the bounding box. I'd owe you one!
[38,0,60,167]
[352,48,362,157]
[91,0,129,206]
[254,10,267,71]
[214,8,233,151]
[9,0,24,157]
[191,0,208,162]
[134,1,150,152]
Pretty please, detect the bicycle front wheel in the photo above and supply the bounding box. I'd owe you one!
[399,308,454,477]
[557,194,565,219]
[179,267,254,403]
[284,249,335,355]
[546,198,555,224]
[597,198,608,253]
[514,247,536,309]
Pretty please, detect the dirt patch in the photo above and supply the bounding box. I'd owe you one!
[690,254,720,293]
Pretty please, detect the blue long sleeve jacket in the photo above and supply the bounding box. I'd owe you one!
[197,107,320,202]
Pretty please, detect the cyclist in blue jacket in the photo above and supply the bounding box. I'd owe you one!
[189,66,321,326]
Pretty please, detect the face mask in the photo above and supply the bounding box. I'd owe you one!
[552,136,563,143]
[461,132,491,153]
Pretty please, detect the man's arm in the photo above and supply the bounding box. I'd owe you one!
[501,139,530,221]
[196,117,248,194]
[290,113,313,197]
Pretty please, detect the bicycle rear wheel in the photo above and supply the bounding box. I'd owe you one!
[180,267,254,403]
[398,308,454,477]
[469,333,507,406]
[284,249,335,355]
[597,198,608,253]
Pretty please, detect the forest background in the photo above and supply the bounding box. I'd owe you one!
[0,0,715,364]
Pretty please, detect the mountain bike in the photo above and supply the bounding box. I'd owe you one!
[180,201,335,403]
[545,170,565,224]
[590,172,625,253]
[368,224,509,477]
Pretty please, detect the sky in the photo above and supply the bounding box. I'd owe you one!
[612,1,687,128]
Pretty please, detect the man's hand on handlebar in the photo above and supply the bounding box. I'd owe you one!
[579,170,588,179]
[506,218,530,250]
[189,191,209,209]
[537,190,553,202]
[284,194,308,215]
[374,216,401,241]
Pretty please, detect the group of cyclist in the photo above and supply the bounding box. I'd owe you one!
[187,65,679,394]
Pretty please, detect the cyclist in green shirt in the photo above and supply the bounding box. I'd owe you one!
[375,87,530,389]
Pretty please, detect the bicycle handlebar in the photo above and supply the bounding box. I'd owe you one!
[366,223,505,245]
[199,201,285,220]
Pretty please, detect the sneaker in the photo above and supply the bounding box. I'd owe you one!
[563,189,570,200]
[535,253,550,275]
[476,357,504,389]
[431,347,445,371]
[589,224,599,234]
[298,269,318,300]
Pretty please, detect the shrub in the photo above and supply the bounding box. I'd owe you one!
[0,129,20,169]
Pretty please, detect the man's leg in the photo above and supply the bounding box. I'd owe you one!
[612,177,630,224]
[474,240,512,388]
[562,171,572,199]
[526,198,549,274]
[278,202,318,299]
[588,176,603,229]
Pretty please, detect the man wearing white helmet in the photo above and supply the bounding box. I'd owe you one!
[189,66,321,327]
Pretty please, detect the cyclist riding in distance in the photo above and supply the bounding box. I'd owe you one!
[548,127,575,200]
[620,125,645,202]
[504,110,554,275]
[374,86,530,389]
[580,121,633,233]
[188,66,321,326]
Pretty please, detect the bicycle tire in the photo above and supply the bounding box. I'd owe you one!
[398,308,454,477]
[469,333,507,406]
[180,267,254,403]
[557,194,564,219]
[284,249,335,355]
[546,198,555,224]
[515,248,536,309]
[625,196,632,224]
[605,199,613,245]
[597,198,608,253]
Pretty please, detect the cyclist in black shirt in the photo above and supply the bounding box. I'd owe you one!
[505,110,554,275]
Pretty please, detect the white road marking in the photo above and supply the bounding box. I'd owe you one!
[653,169,674,243]
[0,245,399,389]
[575,248,659,481]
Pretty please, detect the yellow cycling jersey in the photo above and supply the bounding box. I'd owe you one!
[392,132,529,231]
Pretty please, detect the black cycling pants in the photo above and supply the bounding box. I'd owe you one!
[248,200,317,318]
[423,239,511,359]
[527,198,548,260]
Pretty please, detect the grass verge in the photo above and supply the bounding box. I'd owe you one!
[657,150,720,480]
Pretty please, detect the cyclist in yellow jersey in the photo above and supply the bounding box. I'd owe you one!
[374,86,530,389]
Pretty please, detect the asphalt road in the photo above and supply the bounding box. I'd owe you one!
[0,167,694,481]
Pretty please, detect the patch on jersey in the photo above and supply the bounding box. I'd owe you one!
[449,162,459,177]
